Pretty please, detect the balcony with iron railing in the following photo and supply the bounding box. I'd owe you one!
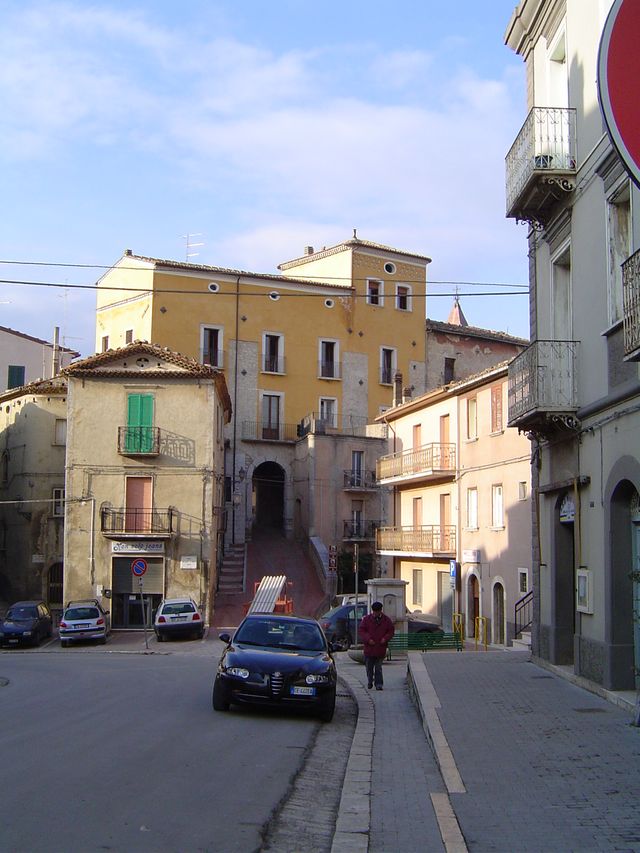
[242,421,299,443]
[202,349,225,369]
[376,525,456,556]
[262,355,286,374]
[507,340,579,433]
[101,507,176,538]
[623,248,640,361]
[506,107,577,224]
[343,519,378,540]
[298,413,387,440]
[343,469,377,490]
[118,426,161,456]
[318,360,341,380]
[376,443,456,485]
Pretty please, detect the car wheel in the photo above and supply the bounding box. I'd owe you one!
[99,636,107,645]
[212,679,230,712]
[196,628,205,640]
[61,639,70,648]
[318,693,336,723]
[156,633,164,642]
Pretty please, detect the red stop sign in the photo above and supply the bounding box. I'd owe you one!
[598,0,640,187]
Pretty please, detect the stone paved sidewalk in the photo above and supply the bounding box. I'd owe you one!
[417,650,640,852]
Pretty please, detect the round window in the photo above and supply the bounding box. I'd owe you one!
[384,262,396,274]
[269,291,280,301]
[324,299,335,308]
[208,282,220,293]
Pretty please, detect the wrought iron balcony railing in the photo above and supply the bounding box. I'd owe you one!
[623,248,640,360]
[117,426,161,456]
[380,366,394,385]
[297,413,387,439]
[202,349,224,368]
[242,421,299,442]
[343,520,378,540]
[507,340,579,427]
[262,355,286,374]
[376,525,456,554]
[506,107,577,222]
[377,443,456,482]
[319,360,341,379]
[101,507,176,537]
[343,469,377,490]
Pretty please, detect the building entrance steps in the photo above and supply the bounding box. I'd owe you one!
[212,528,326,630]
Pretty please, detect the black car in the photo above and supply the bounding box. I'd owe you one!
[0,600,53,647]
[319,602,368,650]
[213,614,337,722]
[320,602,443,650]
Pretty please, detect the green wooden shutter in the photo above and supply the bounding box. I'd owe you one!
[126,394,154,452]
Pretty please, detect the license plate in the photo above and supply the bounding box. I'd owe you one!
[8,639,18,644]
[291,686,315,696]
[75,624,90,629]
[172,616,187,622]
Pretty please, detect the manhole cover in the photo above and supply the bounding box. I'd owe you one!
[574,707,608,714]
[0,677,9,687]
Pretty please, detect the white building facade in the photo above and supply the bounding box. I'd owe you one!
[505,0,640,689]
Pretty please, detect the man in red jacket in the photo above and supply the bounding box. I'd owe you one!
[359,601,395,690]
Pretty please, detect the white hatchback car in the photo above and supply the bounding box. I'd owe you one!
[154,598,205,642]
[59,599,111,647]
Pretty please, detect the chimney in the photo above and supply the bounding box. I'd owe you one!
[393,372,403,407]
[124,248,133,256]
[52,326,61,377]
[402,386,412,404]
[305,246,314,255]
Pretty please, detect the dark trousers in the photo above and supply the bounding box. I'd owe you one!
[365,655,384,687]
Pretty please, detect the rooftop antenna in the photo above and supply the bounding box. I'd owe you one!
[181,233,204,262]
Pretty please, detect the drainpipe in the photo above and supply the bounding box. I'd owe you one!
[382,413,397,579]
[231,275,241,546]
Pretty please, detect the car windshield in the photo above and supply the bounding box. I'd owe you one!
[6,607,37,620]
[235,619,326,651]
[162,603,195,615]
[65,607,99,620]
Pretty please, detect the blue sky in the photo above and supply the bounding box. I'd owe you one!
[1,0,529,356]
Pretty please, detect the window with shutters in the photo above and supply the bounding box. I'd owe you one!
[7,365,25,389]
[126,393,154,453]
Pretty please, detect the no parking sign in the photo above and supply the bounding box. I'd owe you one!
[131,558,147,578]
[598,0,640,187]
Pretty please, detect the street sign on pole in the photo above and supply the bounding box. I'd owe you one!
[131,559,149,649]
[131,558,148,577]
[598,0,640,187]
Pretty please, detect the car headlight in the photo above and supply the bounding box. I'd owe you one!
[305,674,330,685]
[225,666,250,679]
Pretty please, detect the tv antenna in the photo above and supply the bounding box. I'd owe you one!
[181,233,204,262]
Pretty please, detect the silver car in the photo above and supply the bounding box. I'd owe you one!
[59,599,111,647]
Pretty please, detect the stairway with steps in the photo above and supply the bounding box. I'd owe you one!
[217,544,246,594]
[511,630,532,651]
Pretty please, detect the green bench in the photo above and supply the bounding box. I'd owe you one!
[386,631,462,659]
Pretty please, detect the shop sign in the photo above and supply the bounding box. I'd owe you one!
[112,541,165,554]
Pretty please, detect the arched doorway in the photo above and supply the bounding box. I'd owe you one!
[609,482,638,690]
[551,493,575,664]
[467,574,480,638]
[493,581,505,645]
[253,461,285,530]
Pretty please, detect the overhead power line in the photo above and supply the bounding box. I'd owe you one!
[0,258,528,289]
[0,277,528,299]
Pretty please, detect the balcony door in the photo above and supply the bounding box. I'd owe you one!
[126,393,154,453]
[261,394,281,440]
[440,493,451,551]
[351,450,364,487]
[126,476,152,533]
